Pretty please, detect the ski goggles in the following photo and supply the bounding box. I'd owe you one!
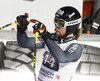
[54,18,81,28]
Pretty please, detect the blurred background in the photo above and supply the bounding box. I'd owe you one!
[0,0,83,32]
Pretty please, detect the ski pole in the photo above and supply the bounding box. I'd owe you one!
[33,32,39,81]
[0,18,29,30]
[0,13,29,30]
[0,21,19,30]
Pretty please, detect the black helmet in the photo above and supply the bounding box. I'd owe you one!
[54,6,81,36]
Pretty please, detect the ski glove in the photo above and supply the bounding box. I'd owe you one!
[31,19,51,41]
[16,13,29,33]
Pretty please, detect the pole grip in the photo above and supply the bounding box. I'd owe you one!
[35,32,39,43]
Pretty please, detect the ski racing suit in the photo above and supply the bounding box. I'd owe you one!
[17,31,83,81]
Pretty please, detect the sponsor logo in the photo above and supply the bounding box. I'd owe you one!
[55,75,60,80]
[68,44,79,53]
[66,18,81,26]
[40,68,54,79]
[68,12,75,18]
[67,20,78,25]
[56,9,64,16]
[37,38,44,42]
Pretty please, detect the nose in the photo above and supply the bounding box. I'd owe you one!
[55,25,59,29]
[55,25,60,32]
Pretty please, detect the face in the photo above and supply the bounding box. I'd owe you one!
[55,25,67,38]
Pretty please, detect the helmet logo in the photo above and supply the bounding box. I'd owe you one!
[56,9,64,16]
[68,12,75,18]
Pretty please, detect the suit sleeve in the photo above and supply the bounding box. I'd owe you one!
[45,38,83,63]
[17,31,45,49]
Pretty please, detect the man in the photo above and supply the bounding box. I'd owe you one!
[17,6,83,81]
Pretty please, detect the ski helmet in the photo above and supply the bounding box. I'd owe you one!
[54,6,81,36]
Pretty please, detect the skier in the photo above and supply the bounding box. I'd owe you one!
[16,6,83,81]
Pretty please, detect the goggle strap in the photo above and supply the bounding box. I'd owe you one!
[65,18,81,26]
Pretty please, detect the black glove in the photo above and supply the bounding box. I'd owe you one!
[31,19,51,40]
[16,13,29,33]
